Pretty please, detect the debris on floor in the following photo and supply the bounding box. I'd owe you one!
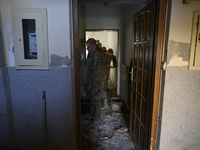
[81,108,135,150]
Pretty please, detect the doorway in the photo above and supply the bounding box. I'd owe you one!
[72,0,168,149]
[85,29,119,93]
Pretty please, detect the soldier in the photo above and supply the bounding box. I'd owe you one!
[87,44,104,59]
[98,42,102,48]
[84,38,107,127]
[101,48,117,110]
[101,48,117,92]
[99,46,107,54]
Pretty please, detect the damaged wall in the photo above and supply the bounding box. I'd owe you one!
[159,0,200,149]
[0,0,71,67]
[0,0,75,149]
[167,40,190,65]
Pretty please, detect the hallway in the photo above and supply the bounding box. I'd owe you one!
[81,81,136,150]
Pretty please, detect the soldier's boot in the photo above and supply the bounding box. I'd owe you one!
[102,98,110,110]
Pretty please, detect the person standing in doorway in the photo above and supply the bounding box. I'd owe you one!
[101,48,117,93]
[99,46,107,54]
[84,38,107,127]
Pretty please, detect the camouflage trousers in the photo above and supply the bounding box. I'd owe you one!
[89,89,107,120]
[103,68,110,90]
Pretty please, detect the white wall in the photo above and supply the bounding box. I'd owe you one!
[108,31,118,87]
[0,0,71,67]
[160,0,200,149]
[86,31,108,47]
[107,31,118,55]
[167,0,200,66]
[169,0,199,44]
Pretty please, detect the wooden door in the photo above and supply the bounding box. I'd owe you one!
[130,1,156,150]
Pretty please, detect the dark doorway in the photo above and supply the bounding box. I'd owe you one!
[72,0,168,149]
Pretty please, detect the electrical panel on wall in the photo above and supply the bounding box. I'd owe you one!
[11,8,49,70]
[189,11,200,70]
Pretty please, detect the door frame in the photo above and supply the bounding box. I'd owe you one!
[150,0,171,149]
[71,0,171,149]
[71,0,81,150]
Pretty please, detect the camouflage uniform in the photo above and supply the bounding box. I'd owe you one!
[99,47,107,54]
[101,52,117,90]
[85,50,107,122]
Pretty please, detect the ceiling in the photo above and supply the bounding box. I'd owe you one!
[80,0,150,4]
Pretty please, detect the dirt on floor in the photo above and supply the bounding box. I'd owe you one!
[81,79,136,150]
[81,107,135,150]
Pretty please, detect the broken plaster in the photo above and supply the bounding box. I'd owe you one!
[50,54,71,67]
[168,55,188,66]
[167,40,190,66]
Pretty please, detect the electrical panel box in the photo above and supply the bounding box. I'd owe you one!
[11,8,49,70]
[189,11,200,70]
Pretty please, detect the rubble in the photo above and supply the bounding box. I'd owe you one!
[81,81,135,150]
[81,108,135,150]
[99,125,113,138]
[110,121,122,130]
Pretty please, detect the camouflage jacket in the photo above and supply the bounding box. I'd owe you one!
[85,50,103,94]
[101,52,117,69]
[87,47,106,59]
[99,47,107,54]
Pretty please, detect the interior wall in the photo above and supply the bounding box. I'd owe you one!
[108,31,118,87]
[0,69,10,150]
[85,3,125,46]
[159,0,200,149]
[0,0,72,67]
[0,23,6,68]
[86,31,108,47]
[0,0,75,149]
